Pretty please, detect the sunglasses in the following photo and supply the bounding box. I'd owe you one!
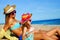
[29,19,31,22]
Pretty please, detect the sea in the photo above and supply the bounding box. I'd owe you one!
[32,19,60,25]
[0,19,60,25]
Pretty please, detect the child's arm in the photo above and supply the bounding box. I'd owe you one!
[26,27,34,36]
[22,27,27,40]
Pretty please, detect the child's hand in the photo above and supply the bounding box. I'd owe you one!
[25,34,30,38]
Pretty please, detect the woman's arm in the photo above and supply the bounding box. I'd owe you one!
[22,27,27,40]
[3,19,12,31]
[0,24,10,38]
[3,24,10,31]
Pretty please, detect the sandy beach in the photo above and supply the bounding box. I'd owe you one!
[0,24,60,40]
[0,24,60,30]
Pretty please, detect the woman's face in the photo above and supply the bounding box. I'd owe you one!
[10,13,16,18]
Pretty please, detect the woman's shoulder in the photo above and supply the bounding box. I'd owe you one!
[15,20,20,24]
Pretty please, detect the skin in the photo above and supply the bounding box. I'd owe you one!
[3,12,60,40]
[22,21,34,40]
[22,21,60,40]
[3,12,22,37]
[34,28,60,40]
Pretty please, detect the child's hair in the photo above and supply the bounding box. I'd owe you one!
[22,21,31,29]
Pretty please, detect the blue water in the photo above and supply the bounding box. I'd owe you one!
[32,19,60,25]
[0,19,60,25]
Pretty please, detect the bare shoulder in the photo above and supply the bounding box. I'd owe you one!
[15,19,19,22]
[30,27,35,32]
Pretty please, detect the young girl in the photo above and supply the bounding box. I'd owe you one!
[21,13,60,40]
[21,13,34,40]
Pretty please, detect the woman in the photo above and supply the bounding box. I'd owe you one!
[21,13,34,40]
[3,5,22,40]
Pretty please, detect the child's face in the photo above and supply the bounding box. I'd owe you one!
[10,13,16,18]
[25,20,31,28]
[27,21,31,25]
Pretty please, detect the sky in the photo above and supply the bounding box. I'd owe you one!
[0,0,60,23]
